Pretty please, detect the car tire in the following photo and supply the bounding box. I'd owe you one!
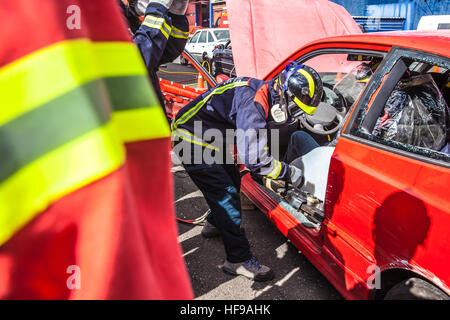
[384,277,450,300]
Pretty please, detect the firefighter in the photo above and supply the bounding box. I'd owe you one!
[120,0,190,115]
[171,63,324,281]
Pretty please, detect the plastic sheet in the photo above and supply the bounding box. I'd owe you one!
[227,0,362,78]
[372,74,449,152]
[334,63,374,106]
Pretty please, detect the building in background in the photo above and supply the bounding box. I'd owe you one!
[331,0,449,31]
[186,0,449,33]
[186,0,227,32]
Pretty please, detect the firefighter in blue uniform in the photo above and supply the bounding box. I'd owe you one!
[120,0,190,115]
[172,63,324,281]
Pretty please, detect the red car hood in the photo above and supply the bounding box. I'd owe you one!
[227,0,362,78]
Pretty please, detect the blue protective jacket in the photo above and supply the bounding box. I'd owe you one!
[133,3,189,111]
[172,77,289,180]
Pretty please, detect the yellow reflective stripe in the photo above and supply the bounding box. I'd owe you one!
[142,15,172,39]
[172,80,249,130]
[171,26,189,39]
[0,39,147,127]
[0,123,125,246]
[112,107,170,143]
[267,160,282,180]
[298,69,315,98]
[172,129,220,151]
[293,97,317,115]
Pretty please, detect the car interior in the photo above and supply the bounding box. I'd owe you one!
[261,53,450,229]
[370,61,450,156]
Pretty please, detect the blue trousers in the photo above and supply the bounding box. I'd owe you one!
[183,130,318,263]
[185,163,252,263]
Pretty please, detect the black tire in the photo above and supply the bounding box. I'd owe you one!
[384,277,450,300]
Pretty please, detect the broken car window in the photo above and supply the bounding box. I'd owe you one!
[370,59,450,158]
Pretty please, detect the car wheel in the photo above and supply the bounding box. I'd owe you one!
[384,278,450,300]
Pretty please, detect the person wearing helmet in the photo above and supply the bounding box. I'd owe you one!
[171,62,323,281]
[119,0,190,117]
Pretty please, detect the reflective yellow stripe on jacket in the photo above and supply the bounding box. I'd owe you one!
[0,38,169,246]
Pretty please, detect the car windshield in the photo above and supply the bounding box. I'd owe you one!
[303,53,383,107]
[213,29,230,40]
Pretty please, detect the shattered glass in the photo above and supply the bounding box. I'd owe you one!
[334,63,373,107]
[372,74,449,153]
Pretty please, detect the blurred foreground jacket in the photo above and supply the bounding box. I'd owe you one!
[0,0,193,299]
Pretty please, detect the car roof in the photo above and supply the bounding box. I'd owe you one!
[314,31,450,57]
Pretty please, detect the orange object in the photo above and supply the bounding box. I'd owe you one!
[197,73,205,89]
[433,66,440,73]
[334,72,343,82]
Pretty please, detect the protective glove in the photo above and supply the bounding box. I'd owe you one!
[135,0,174,16]
[169,0,189,15]
[287,165,304,189]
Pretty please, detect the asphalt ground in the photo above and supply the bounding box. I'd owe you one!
[164,61,341,300]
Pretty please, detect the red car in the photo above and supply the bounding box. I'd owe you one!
[238,31,450,300]
[168,31,450,300]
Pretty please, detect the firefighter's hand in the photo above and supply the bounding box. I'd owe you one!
[135,0,174,15]
[169,0,189,15]
[287,165,304,189]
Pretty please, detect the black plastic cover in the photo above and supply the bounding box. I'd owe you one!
[372,74,449,153]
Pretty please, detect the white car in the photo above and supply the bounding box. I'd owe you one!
[182,28,230,64]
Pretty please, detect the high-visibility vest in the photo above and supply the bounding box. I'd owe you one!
[0,0,193,299]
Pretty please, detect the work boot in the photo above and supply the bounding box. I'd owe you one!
[201,221,221,238]
[222,256,274,282]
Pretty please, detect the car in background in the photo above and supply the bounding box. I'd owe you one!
[211,39,236,77]
[182,28,230,65]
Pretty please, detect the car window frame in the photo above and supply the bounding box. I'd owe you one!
[343,47,450,168]
[207,31,214,43]
[190,31,201,44]
[198,31,207,44]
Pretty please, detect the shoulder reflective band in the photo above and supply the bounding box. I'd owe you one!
[266,160,282,180]
[297,69,315,98]
[142,15,172,39]
[172,80,249,131]
[293,97,317,115]
[171,26,189,39]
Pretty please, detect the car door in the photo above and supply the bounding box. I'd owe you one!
[194,30,207,62]
[205,31,216,60]
[324,48,450,296]
[186,31,200,58]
